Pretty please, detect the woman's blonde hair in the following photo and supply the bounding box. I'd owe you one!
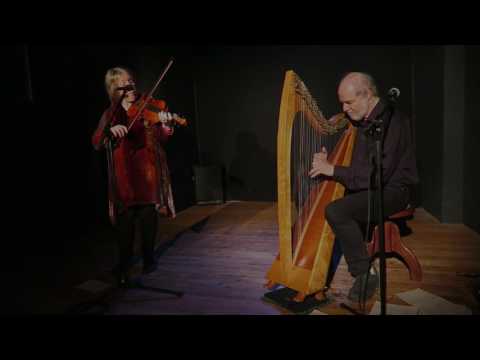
[104,67,134,101]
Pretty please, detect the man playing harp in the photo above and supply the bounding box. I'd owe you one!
[309,72,419,302]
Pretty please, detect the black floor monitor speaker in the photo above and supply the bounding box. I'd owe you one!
[194,165,224,205]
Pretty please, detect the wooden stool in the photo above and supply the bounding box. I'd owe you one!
[367,208,423,282]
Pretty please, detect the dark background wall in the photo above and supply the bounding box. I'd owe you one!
[412,45,480,233]
[464,46,480,233]
[411,46,445,219]
[10,43,480,249]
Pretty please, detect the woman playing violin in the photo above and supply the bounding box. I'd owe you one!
[92,66,180,286]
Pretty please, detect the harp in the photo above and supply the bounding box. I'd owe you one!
[265,70,357,302]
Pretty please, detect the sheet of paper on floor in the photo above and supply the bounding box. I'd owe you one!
[395,288,472,315]
[310,309,329,315]
[369,301,419,315]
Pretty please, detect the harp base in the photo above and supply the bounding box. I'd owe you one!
[262,287,331,315]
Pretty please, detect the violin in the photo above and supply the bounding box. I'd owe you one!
[110,58,185,149]
[127,95,188,129]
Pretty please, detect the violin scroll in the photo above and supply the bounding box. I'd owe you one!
[159,112,188,128]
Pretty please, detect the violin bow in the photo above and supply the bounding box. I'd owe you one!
[125,57,175,132]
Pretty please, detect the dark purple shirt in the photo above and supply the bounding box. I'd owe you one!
[333,99,419,192]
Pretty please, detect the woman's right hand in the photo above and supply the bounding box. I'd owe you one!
[110,125,128,138]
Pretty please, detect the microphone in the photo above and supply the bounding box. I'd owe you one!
[115,85,135,92]
[387,87,400,102]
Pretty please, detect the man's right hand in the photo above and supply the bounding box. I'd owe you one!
[110,125,128,138]
[309,146,334,178]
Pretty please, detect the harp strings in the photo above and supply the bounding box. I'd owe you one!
[292,82,345,254]
[294,94,325,248]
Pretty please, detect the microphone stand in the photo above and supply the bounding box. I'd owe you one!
[363,102,394,316]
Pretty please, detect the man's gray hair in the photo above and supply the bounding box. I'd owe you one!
[340,72,379,97]
[360,72,378,97]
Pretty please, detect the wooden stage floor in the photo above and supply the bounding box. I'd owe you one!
[101,201,480,315]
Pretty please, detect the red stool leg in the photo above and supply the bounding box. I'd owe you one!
[368,223,395,255]
[368,222,423,282]
[388,222,423,282]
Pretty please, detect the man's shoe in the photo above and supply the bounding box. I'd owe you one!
[348,268,379,302]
